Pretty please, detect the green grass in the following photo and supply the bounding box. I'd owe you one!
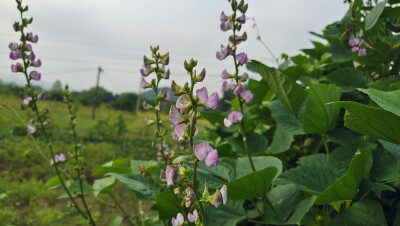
[0,94,211,225]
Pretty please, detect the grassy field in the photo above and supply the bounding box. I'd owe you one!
[0,94,211,225]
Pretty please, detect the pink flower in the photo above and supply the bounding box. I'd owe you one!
[54,153,67,162]
[166,91,171,101]
[141,78,150,88]
[224,111,243,127]
[176,94,191,111]
[25,43,32,52]
[196,87,219,109]
[211,185,228,208]
[31,59,42,67]
[239,14,246,23]
[222,79,236,92]
[188,210,199,223]
[171,213,184,226]
[194,142,218,166]
[29,71,41,81]
[166,165,178,186]
[241,90,253,103]
[8,42,18,51]
[140,65,150,76]
[220,11,227,22]
[27,33,38,43]
[348,38,360,47]
[358,48,367,56]
[174,124,186,141]
[23,96,32,105]
[236,52,248,64]
[221,69,230,79]
[10,50,22,60]
[220,19,234,32]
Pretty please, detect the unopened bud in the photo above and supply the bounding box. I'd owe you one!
[195,68,206,82]
[163,68,170,79]
[240,73,249,82]
[171,80,183,96]
[162,52,169,65]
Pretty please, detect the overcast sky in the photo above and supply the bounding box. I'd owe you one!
[0,1,348,95]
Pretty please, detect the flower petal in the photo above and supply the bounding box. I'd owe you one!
[169,106,182,125]
[206,92,219,109]
[196,87,208,104]
[205,148,218,166]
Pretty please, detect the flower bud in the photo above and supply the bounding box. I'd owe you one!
[29,71,41,81]
[171,80,184,96]
[161,52,169,65]
[143,55,153,66]
[8,42,18,51]
[163,68,170,79]
[239,3,248,13]
[240,73,249,82]
[13,22,21,32]
[195,68,206,82]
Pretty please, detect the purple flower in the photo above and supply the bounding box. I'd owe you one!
[353,61,361,68]
[23,96,32,105]
[224,111,243,127]
[8,42,18,51]
[31,59,42,67]
[358,48,367,56]
[140,65,150,76]
[220,11,227,22]
[29,71,41,81]
[221,69,230,79]
[241,90,253,103]
[28,52,35,61]
[166,91,171,101]
[188,210,199,223]
[171,213,184,226]
[27,33,38,43]
[239,14,246,23]
[216,44,232,60]
[220,19,234,32]
[222,80,236,92]
[55,153,67,162]
[236,53,248,64]
[25,43,32,52]
[211,185,228,208]
[11,63,23,72]
[141,78,150,88]
[194,142,218,166]
[234,84,244,94]
[10,50,22,60]
[196,87,219,109]
[348,38,360,47]
[169,106,183,125]
[27,120,36,134]
[166,165,178,186]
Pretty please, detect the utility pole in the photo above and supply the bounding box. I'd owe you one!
[92,66,103,120]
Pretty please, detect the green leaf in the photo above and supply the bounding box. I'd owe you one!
[330,43,352,63]
[266,184,304,222]
[248,79,269,105]
[92,166,131,176]
[228,132,268,155]
[365,0,389,31]
[200,110,226,127]
[336,101,400,144]
[102,158,129,167]
[370,147,400,181]
[326,68,366,91]
[253,60,307,114]
[130,160,157,174]
[45,175,66,189]
[205,199,246,226]
[236,156,282,179]
[303,83,342,134]
[358,88,400,117]
[92,176,116,197]
[360,178,395,199]
[315,149,367,205]
[156,190,182,220]
[328,200,387,226]
[286,196,318,225]
[379,139,400,159]
[269,100,305,135]
[108,173,161,200]
[227,167,277,200]
[268,125,294,154]
[110,216,123,226]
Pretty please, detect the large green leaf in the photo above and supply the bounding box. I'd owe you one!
[370,147,400,182]
[205,199,246,226]
[336,101,400,144]
[360,178,395,199]
[286,196,318,225]
[277,138,368,195]
[315,149,367,205]
[328,200,387,226]
[303,83,342,134]
[326,68,366,91]
[253,60,307,114]
[379,139,400,159]
[268,125,294,154]
[248,79,269,105]
[365,0,389,31]
[359,88,400,117]
[156,190,182,220]
[92,176,116,197]
[269,100,305,135]
[236,156,282,179]
[266,184,304,222]
[108,173,162,200]
[227,167,277,200]
[228,132,268,155]
[59,180,91,198]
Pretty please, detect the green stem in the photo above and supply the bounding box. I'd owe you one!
[109,193,135,226]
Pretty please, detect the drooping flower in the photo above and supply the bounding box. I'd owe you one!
[141,78,150,88]
[196,87,219,109]
[216,44,232,60]
[238,14,246,23]
[8,42,18,51]
[27,120,36,134]
[194,142,218,166]
[224,111,243,127]
[140,65,151,76]
[236,52,248,64]
[188,210,199,223]
[221,69,230,79]
[171,213,184,226]
[166,165,178,186]
[220,19,234,32]
[234,85,253,103]
[220,11,227,22]
[358,48,367,56]
[11,62,23,72]
[29,71,41,81]
[169,106,183,125]
[10,50,22,60]
[31,58,42,67]
[211,185,228,208]
[25,43,32,52]
[27,32,38,43]
[222,79,236,92]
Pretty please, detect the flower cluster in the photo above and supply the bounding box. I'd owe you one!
[217,0,253,125]
[348,30,367,57]
[224,111,243,127]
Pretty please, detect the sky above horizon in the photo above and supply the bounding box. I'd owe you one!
[0,0,349,95]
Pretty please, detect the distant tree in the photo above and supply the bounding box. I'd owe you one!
[47,80,64,101]
[108,93,138,112]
